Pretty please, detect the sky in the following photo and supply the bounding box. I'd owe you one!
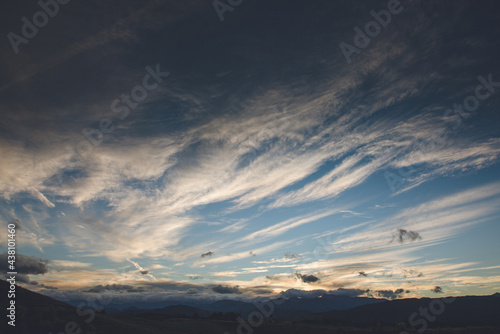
[0,0,500,305]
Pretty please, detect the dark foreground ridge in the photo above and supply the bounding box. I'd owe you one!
[1,280,500,334]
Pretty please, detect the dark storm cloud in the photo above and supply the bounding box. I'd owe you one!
[26,280,58,289]
[391,229,422,244]
[370,289,407,299]
[296,272,320,283]
[329,288,369,297]
[277,289,327,299]
[276,287,408,300]
[402,269,423,278]
[9,218,22,230]
[431,286,444,294]
[201,251,214,258]
[14,274,31,284]
[188,275,202,280]
[84,284,146,293]
[212,285,242,294]
[0,253,49,275]
[1,271,56,290]
[284,252,301,259]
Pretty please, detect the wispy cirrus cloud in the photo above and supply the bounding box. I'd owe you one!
[1,0,499,300]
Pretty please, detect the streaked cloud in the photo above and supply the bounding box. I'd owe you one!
[0,0,499,301]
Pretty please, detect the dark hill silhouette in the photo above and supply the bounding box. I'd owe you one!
[310,294,500,328]
[274,294,385,315]
[184,293,386,318]
[205,299,255,313]
[109,294,385,318]
[0,280,176,334]
[2,280,499,334]
[117,304,214,317]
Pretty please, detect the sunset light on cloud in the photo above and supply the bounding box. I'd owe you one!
[1,0,500,315]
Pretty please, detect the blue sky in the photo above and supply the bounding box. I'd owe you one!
[0,0,499,304]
